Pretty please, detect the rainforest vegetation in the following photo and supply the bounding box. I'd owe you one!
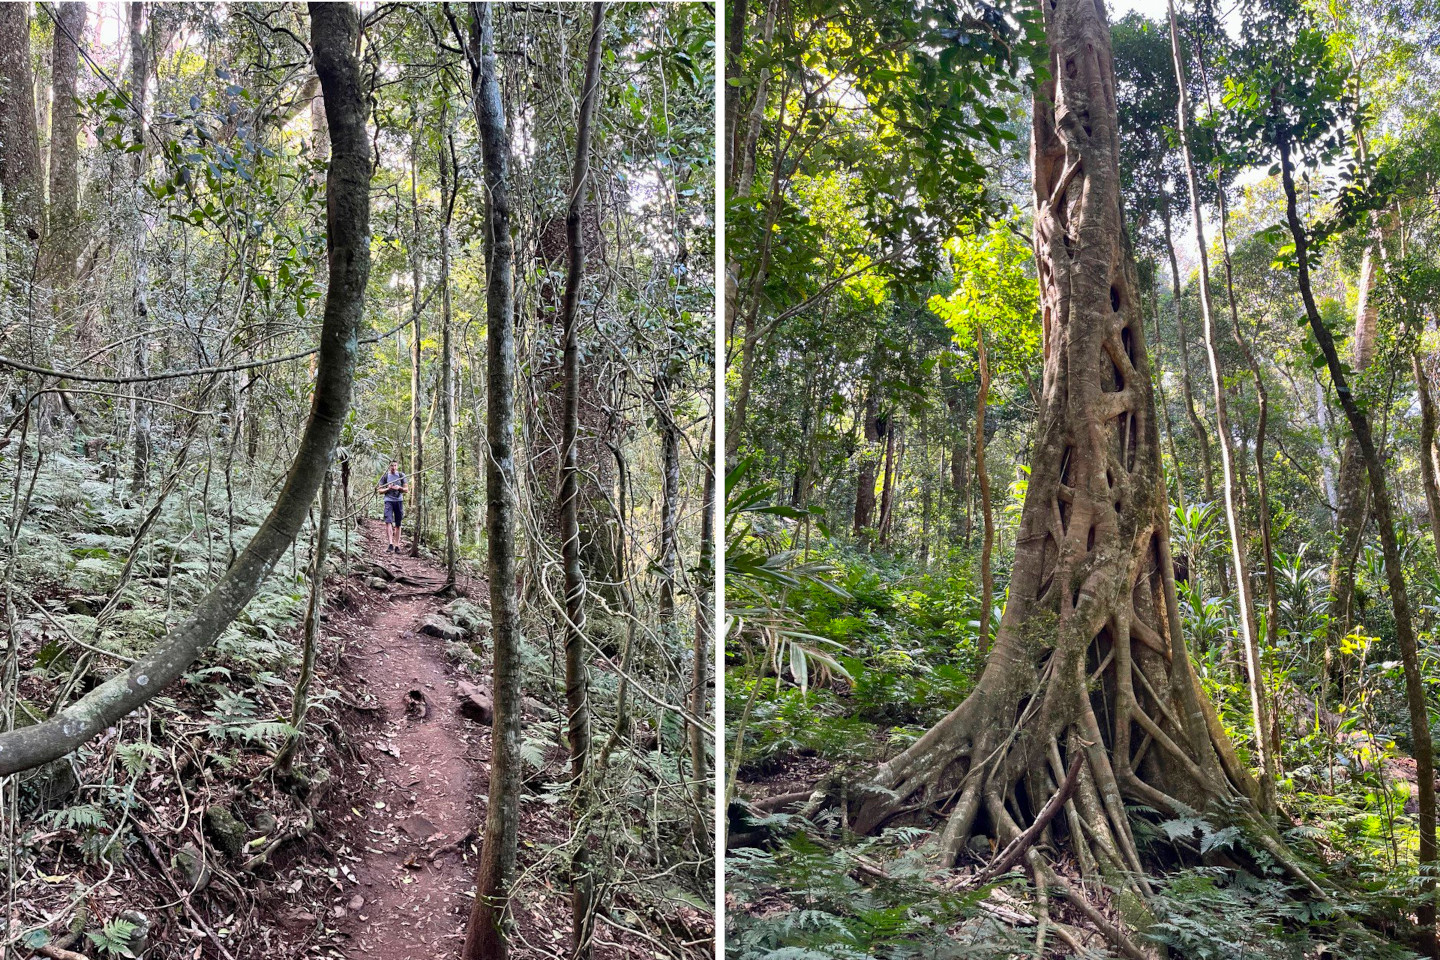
[0,4,715,960]
[724,0,1440,956]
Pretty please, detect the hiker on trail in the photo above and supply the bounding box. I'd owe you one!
[378,460,408,554]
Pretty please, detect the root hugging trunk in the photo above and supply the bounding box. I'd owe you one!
[836,0,1286,896]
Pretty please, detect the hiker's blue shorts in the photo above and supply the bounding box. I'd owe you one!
[384,500,404,526]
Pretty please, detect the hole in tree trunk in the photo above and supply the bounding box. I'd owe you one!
[1110,284,1122,312]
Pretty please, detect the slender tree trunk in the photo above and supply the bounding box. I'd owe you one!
[439,111,460,591]
[976,324,994,655]
[44,2,84,285]
[657,377,680,629]
[1148,269,1187,516]
[464,5,521,957]
[1167,0,1274,813]
[1325,237,1381,691]
[854,388,880,535]
[0,3,40,242]
[559,8,604,956]
[1162,207,1215,504]
[409,130,425,558]
[877,416,898,543]
[1414,350,1440,574]
[692,424,715,838]
[277,470,334,775]
[0,0,371,777]
[1278,131,1436,955]
[127,4,151,500]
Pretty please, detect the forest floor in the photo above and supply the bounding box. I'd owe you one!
[278,521,635,960]
[6,518,670,960]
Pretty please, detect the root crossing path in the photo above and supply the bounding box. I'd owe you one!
[329,524,486,959]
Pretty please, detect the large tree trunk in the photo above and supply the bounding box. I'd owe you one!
[0,0,371,776]
[836,0,1279,923]
[44,2,84,285]
[463,4,521,957]
[1166,0,1275,813]
[0,3,40,242]
[1278,132,1437,954]
[559,7,604,956]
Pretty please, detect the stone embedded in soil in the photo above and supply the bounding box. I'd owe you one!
[399,814,439,839]
[348,894,365,911]
[366,576,389,591]
[172,843,211,892]
[419,614,467,642]
[455,681,493,725]
[204,804,247,858]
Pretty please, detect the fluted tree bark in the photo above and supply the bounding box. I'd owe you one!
[816,7,1310,947]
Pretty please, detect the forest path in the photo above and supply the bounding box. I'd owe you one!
[328,522,487,960]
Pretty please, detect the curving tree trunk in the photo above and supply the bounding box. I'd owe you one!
[1278,131,1437,955]
[828,3,1298,937]
[463,4,521,957]
[0,0,371,777]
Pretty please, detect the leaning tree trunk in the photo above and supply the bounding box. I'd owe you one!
[463,4,521,957]
[0,0,371,777]
[838,0,1276,912]
[1278,131,1437,954]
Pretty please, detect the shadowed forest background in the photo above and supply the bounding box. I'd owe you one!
[724,0,1440,956]
[0,3,715,960]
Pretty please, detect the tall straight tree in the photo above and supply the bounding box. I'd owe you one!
[559,6,605,955]
[0,3,40,242]
[463,5,521,958]
[408,124,426,558]
[45,2,85,285]
[439,111,460,591]
[1165,0,1275,813]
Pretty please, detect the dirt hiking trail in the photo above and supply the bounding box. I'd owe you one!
[325,523,487,959]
